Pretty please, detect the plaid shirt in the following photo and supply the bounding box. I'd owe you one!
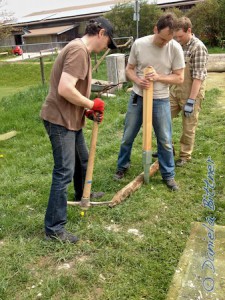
[183,34,208,81]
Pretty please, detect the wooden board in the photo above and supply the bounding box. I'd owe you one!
[0,131,17,141]
[109,161,159,208]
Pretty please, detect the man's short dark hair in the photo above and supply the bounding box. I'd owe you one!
[156,13,178,33]
[175,17,192,32]
[85,19,102,36]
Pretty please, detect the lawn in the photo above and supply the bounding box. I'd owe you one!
[0,61,53,100]
[0,54,105,100]
[0,57,224,299]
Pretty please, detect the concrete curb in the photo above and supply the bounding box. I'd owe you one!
[166,222,225,300]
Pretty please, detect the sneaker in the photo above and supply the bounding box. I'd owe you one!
[45,230,79,244]
[114,170,126,180]
[90,191,105,199]
[175,159,189,167]
[163,179,179,191]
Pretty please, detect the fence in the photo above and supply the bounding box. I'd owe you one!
[0,42,69,54]
[1,36,134,54]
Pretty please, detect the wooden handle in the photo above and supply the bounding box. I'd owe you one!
[143,66,153,151]
[82,121,99,199]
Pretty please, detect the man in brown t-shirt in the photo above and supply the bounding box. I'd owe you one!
[40,17,117,243]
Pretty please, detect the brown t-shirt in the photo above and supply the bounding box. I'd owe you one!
[40,39,91,131]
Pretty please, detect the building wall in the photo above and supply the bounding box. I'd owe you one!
[24,35,54,44]
[0,35,15,47]
[22,35,57,52]
[21,27,79,52]
[57,27,79,42]
[78,21,87,36]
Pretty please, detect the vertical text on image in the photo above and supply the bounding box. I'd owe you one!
[202,156,216,293]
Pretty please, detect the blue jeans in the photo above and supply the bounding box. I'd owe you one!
[117,91,175,180]
[43,120,88,234]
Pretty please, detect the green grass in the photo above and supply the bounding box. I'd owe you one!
[0,61,225,299]
[0,52,107,100]
[207,46,225,54]
[0,62,53,100]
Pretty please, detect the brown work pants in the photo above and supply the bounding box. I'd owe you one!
[170,54,205,161]
[170,95,201,160]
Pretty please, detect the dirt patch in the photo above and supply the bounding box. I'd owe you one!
[26,254,92,275]
[90,287,104,299]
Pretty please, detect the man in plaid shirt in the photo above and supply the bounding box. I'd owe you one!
[170,16,208,167]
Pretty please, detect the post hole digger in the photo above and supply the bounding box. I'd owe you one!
[67,115,112,213]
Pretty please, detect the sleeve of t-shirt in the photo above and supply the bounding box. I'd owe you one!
[128,41,138,66]
[63,46,88,80]
[172,42,185,71]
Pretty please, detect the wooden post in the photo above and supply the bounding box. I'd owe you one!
[142,66,153,184]
[39,56,45,85]
[92,49,111,73]
[106,53,126,91]
[109,161,159,208]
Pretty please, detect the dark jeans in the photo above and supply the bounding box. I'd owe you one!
[43,120,88,235]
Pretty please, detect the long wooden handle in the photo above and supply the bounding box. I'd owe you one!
[82,121,99,199]
[143,66,153,151]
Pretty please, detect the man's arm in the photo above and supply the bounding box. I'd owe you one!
[145,68,184,85]
[189,45,208,99]
[58,71,94,109]
[189,78,202,100]
[126,63,151,89]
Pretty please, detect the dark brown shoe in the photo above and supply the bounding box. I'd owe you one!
[75,191,104,202]
[163,179,179,191]
[175,159,189,167]
[152,152,158,158]
[45,230,79,244]
[114,170,125,180]
[90,191,105,199]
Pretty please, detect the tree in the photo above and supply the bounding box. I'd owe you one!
[0,0,14,41]
[186,0,223,46]
[104,1,162,39]
[164,7,184,18]
[217,0,225,39]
